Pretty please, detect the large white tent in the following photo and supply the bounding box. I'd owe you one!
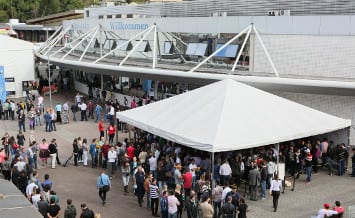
[0,35,35,98]
[117,79,351,153]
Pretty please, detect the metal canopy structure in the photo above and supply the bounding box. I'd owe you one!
[35,22,355,95]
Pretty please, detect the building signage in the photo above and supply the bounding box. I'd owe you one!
[109,22,149,31]
[5,77,15,82]
[0,65,6,104]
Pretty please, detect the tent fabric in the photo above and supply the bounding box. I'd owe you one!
[117,79,351,153]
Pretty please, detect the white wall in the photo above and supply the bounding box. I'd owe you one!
[0,49,35,98]
[253,34,355,79]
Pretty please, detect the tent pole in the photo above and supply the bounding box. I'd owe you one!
[211,152,215,201]
[276,143,280,175]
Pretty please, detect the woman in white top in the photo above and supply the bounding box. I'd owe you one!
[270,174,282,212]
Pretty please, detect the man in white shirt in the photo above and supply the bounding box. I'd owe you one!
[219,159,232,186]
[14,157,26,172]
[63,101,69,112]
[148,154,158,179]
[107,146,117,179]
[108,104,115,125]
[221,185,232,203]
[317,203,338,218]
[26,178,38,200]
[189,159,198,189]
[31,188,41,208]
[37,95,44,112]
[79,102,88,121]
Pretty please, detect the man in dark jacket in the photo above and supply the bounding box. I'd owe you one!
[260,162,267,200]
[221,196,236,218]
[185,191,198,218]
[248,162,260,201]
[80,203,95,218]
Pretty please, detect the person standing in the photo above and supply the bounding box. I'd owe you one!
[336,144,347,176]
[70,103,79,122]
[96,171,111,205]
[305,149,313,183]
[39,139,49,167]
[48,139,57,169]
[107,124,116,145]
[95,104,102,123]
[168,190,180,218]
[55,102,62,123]
[351,148,355,177]
[47,197,61,218]
[44,110,52,132]
[161,191,169,218]
[259,161,267,200]
[270,174,282,212]
[64,199,77,218]
[135,164,145,207]
[107,146,117,179]
[220,196,235,218]
[87,100,95,119]
[248,162,260,201]
[150,178,160,217]
[183,167,193,198]
[80,203,95,218]
[237,198,248,218]
[79,102,88,121]
[199,195,214,218]
[212,180,223,218]
[18,110,26,132]
[89,139,97,168]
[121,161,131,194]
[73,138,80,167]
[185,191,198,218]
[219,159,232,186]
[98,119,105,139]
[37,195,49,217]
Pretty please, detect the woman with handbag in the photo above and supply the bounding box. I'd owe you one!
[38,138,49,167]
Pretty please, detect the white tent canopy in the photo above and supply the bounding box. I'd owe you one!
[117,79,351,153]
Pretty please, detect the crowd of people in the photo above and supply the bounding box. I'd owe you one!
[1,88,355,218]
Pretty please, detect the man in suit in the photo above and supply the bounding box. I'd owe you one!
[248,161,260,201]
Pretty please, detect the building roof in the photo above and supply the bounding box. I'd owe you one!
[27,10,84,26]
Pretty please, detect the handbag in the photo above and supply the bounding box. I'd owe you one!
[39,149,49,158]
[100,176,110,192]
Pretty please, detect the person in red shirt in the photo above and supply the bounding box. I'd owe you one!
[101,141,110,169]
[333,201,344,214]
[98,119,104,139]
[107,124,116,145]
[127,144,135,160]
[182,167,193,198]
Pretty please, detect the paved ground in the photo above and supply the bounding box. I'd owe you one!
[1,91,355,218]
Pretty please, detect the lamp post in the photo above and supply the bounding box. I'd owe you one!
[47,53,52,108]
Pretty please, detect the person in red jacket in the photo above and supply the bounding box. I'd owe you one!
[182,167,193,198]
[107,124,116,145]
[98,119,104,139]
[127,144,135,160]
[101,141,110,169]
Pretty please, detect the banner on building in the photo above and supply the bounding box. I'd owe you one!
[0,65,6,104]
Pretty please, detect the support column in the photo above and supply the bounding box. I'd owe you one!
[100,74,104,90]
[154,80,159,100]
